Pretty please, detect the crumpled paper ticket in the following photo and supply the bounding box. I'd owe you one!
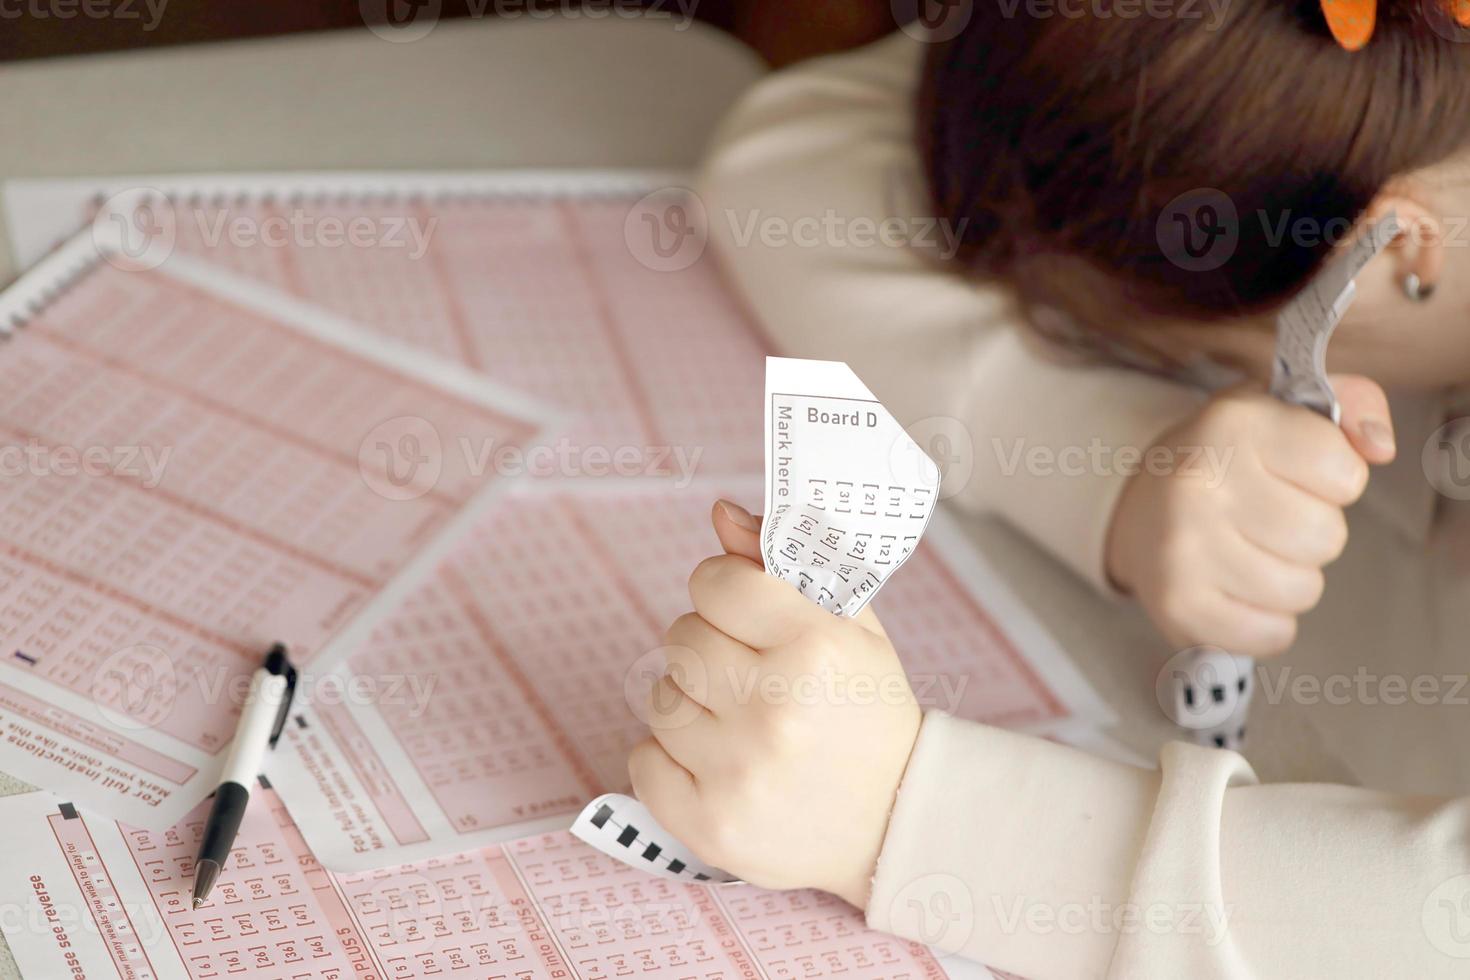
[761,356,941,617]
[571,357,939,882]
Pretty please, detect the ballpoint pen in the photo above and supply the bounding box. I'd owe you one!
[192,643,297,908]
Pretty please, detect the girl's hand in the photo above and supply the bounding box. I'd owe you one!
[1106,375,1395,657]
[629,501,921,909]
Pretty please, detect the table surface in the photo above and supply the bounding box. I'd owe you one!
[0,17,1248,979]
[0,13,765,280]
[0,16,764,978]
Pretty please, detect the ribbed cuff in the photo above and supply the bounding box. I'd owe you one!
[866,713,1160,979]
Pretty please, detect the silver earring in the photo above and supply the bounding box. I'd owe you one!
[1404,273,1436,302]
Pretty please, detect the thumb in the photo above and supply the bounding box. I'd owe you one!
[710,499,891,640]
[1330,374,1396,466]
[712,499,763,564]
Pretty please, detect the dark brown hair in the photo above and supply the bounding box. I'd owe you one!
[918,0,1470,344]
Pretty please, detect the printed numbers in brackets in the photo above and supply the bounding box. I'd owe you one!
[846,533,871,563]
[861,484,880,516]
[851,575,880,602]
[909,487,933,520]
[808,479,827,510]
[834,482,854,513]
[261,905,293,930]
[883,485,905,519]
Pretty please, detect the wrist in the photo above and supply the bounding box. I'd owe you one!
[829,704,923,909]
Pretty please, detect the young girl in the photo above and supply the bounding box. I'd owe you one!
[630,3,1470,977]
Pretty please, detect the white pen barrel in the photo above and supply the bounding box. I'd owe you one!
[220,671,288,787]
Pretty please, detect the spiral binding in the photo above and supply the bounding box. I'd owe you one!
[0,242,106,339]
[6,172,688,340]
[81,172,684,216]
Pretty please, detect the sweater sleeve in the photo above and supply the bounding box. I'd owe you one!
[867,713,1470,979]
[696,32,1201,593]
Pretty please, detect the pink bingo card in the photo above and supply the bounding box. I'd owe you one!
[0,788,1006,980]
[270,487,1108,872]
[0,231,551,828]
[52,176,769,483]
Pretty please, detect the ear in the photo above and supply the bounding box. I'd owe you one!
[1363,189,1445,299]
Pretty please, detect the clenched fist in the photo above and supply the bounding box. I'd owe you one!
[629,501,921,908]
[1106,375,1395,657]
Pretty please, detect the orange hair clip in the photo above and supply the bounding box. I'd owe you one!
[1322,0,1470,51]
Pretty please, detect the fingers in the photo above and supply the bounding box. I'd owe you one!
[1331,373,1397,466]
[712,499,763,563]
[689,554,833,650]
[1232,476,1349,566]
[1157,589,1298,658]
[710,499,891,641]
[1255,408,1369,506]
[628,737,699,831]
[647,678,730,773]
[1216,530,1326,615]
[663,612,759,714]
[646,671,711,731]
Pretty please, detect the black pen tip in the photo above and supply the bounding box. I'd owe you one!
[192,858,221,909]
